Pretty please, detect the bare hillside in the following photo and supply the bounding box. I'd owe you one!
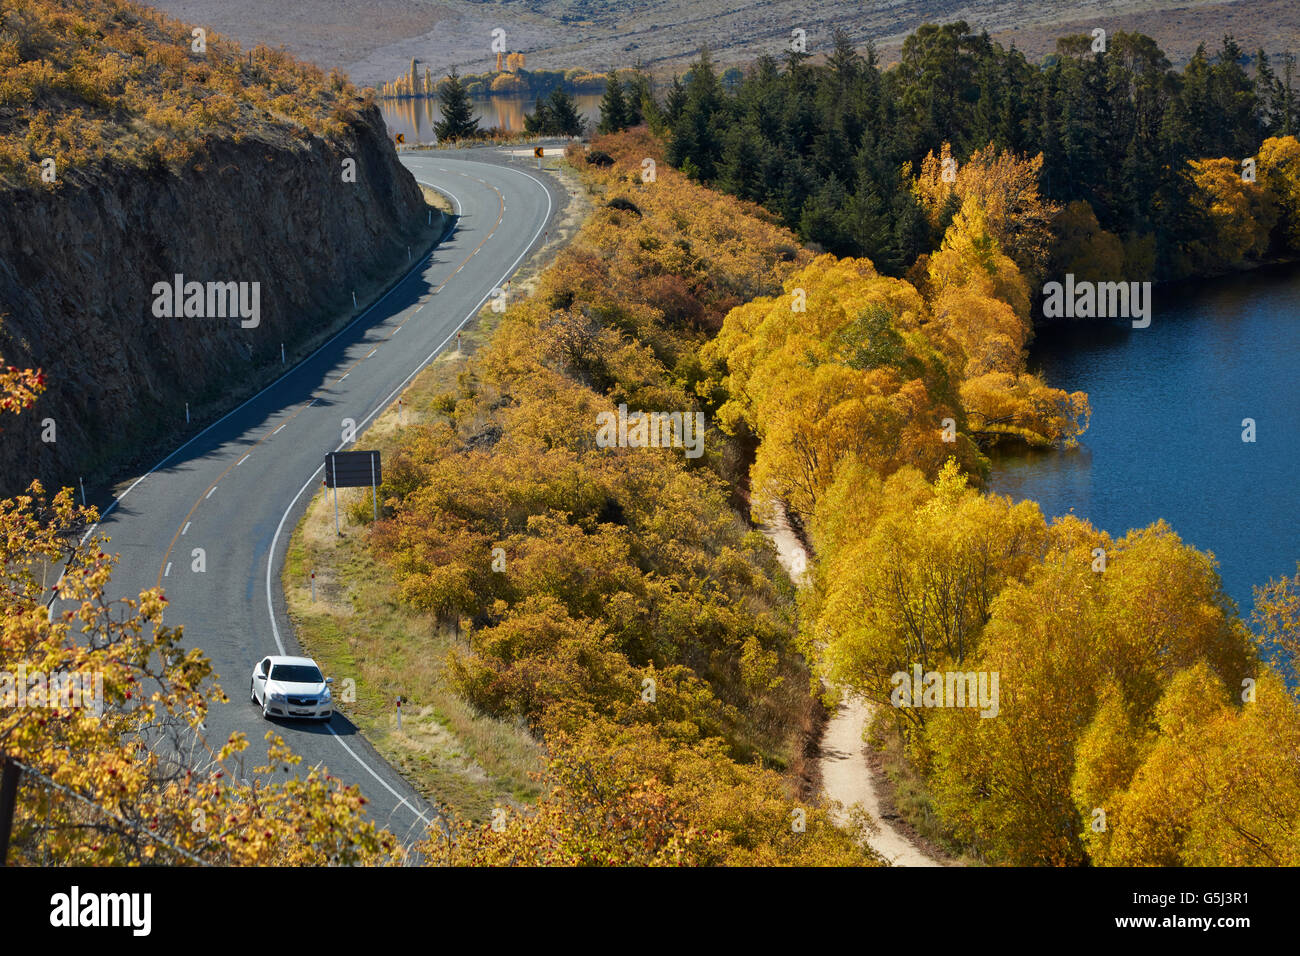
[143,0,1300,87]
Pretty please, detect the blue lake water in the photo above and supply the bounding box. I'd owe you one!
[989,264,1300,620]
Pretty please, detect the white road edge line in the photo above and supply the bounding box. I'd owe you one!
[264,162,551,826]
[205,487,216,499]
[67,186,461,551]
[44,166,489,826]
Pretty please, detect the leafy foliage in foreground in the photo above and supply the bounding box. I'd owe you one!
[0,361,399,865]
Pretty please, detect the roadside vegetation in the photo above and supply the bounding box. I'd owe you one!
[350,129,875,864]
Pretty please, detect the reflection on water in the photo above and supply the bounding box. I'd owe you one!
[379,93,604,144]
[989,264,1300,618]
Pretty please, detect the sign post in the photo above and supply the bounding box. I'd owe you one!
[370,453,378,521]
[534,145,543,169]
[324,451,383,537]
[331,455,339,535]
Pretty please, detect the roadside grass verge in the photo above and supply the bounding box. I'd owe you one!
[282,314,542,822]
[282,164,587,821]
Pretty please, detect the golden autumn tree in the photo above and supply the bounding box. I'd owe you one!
[1188,156,1276,268]
[924,198,1090,446]
[703,254,977,521]
[1077,665,1300,866]
[914,142,1060,283]
[1049,199,1127,284]
[925,521,1257,865]
[1259,135,1300,254]
[815,461,1049,733]
[1252,562,1300,688]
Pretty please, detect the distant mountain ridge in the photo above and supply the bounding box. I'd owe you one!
[142,0,1300,87]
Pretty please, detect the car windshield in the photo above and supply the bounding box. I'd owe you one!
[270,664,323,684]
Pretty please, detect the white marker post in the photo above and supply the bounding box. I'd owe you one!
[396,696,402,732]
[185,402,190,424]
[281,342,286,365]
[352,291,357,308]
[78,477,86,508]
[310,571,316,602]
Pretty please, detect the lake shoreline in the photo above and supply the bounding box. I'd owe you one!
[993,260,1300,619]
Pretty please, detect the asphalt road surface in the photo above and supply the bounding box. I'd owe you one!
[72,150,566,844]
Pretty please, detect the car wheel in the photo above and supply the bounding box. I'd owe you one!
[262,697,272,720]
[250,679,257,704]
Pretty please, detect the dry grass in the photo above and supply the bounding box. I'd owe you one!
[0,0,371,188]
[147,0,1300,86]
[284,429,545,819]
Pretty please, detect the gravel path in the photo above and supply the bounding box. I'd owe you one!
[761,503,940,867]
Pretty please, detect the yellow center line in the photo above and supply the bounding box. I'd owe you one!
[154,172,508,589]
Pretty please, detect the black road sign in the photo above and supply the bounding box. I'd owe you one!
[324,451,381,488]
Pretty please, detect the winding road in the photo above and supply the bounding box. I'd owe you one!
[70,150,565,842]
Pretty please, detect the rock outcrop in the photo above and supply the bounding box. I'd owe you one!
[0,104,426,496]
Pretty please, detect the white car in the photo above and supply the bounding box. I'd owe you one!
[250,655,334,720]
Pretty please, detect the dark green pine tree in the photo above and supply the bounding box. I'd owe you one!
[623,62,651,128]
[664,75,688,126]
[523,95,552,135]
[597,74,628,134]
[526,87,586,136]
[434,68,480,142]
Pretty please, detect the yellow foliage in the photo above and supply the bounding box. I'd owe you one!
[1188,156,1276,267]
[914,142,1060,281]
[1259,134,1300,254]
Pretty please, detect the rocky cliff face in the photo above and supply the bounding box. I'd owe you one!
[0,104,425,497]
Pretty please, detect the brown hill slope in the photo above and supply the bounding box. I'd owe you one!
[141,0,1300,86]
